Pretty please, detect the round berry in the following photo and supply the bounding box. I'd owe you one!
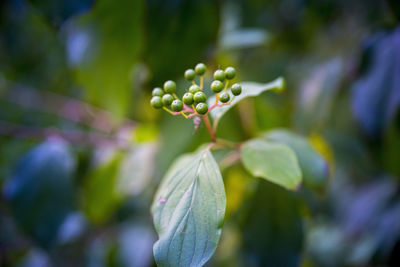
[194,91,207,103]
[171,100,183,112]
[231,83,242,96]
[224,67,236,80]
[196,103,208,115]
[151,96,163,109]
[211,80,224,93]
[152,87,164,97]
[184,69,196,81]
[189,85,201,94]
[182,92,194,105]
[162,94,174,106]
[195,63,206,75]
[163,80,176,93]
[220,92,230,103]
[213,69,225,81]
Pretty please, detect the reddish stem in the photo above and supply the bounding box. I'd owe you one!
[202,114,215,141]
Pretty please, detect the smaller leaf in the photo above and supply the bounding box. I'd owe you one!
[241,138,302,190]
[207,77,285,124]
[264,129,329,189]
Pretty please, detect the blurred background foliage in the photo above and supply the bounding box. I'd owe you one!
[0,0,400,266]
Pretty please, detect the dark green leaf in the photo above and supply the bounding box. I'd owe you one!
[82,152,123,223]
[152,149,226,266]
[241,138,302,190]
[71,0,144,117]
[241,181,304,266]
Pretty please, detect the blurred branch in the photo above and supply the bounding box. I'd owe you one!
[219,150,241,171]
[1,83,136,133]
[0,121,130,148]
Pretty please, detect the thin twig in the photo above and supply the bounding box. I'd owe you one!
[1,83,136,133]
[0,121,130,148]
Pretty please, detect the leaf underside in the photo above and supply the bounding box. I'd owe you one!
[152,149,226,267]
[207,77,285,124]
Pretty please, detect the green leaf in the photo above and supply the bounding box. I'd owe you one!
[151,149,226,266]
[71,0,144,118]
[207,77,285,124]
[241,138,302,190]
[264,129,329,189]
[82,152,123,224]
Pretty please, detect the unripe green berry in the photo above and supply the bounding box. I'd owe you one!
[171,100,183,112]
[213,69,225,81]
[195,63,206,75]
[163,80,176,93]
[152,87,164,97]
[184,69,196,81]
[220,92,230,103]
[151,96,163,109]
[224,67,236,80]
[194,91,207,103]
[182,92,194,105]
[231,83,242,96]
[189,85,201,94]
[196,103,208,115]
[211,80,224,93]
[162,94,174,106]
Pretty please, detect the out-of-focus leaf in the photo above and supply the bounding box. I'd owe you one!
[0,2,71,93]
[31,0,93,26]
[241,181,303,266]
[219,29,269,50]
[17,248,51,267]
[145,0,220,83]
[352,27,400,137]
[306,224,349,267]
[86,223,156,267]
[69,0,144,118]
[334,178,397,236]
[82,152,123,224]
[207,77,285,126]
[3,139,75,248]
[134,124,159,143]
[151,149,226,266]
[241,138,302,190]
[86,232,117,267]
[57,212,88,245]
[156,115,195,176]
[295,58,343,132]
[264,129,329,189]
[118,224,156,267]
[224,166,252,218]
[116,143,157,196]
[376,201,400,256]
[218,3,269,50]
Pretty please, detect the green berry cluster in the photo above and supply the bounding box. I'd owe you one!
[150,63,242,118]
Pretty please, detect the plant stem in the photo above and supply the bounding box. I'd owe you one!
[216,138,239,149]
[202,114,215,141]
